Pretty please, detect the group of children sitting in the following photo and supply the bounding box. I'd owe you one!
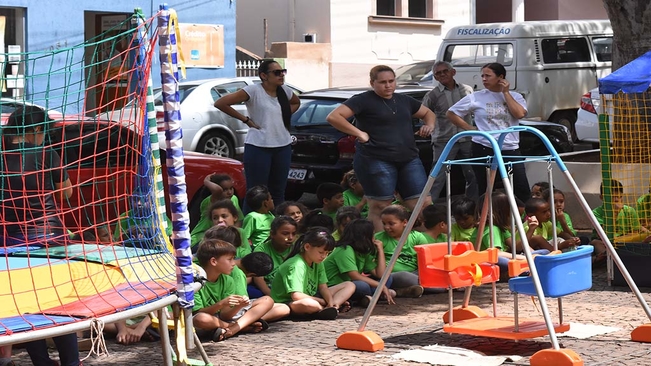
[150,170,649,345]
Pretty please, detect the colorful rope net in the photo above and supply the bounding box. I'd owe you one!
[0,9,185,338]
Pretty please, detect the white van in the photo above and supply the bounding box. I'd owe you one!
[437,20,612,140]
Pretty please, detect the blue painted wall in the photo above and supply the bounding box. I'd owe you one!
[2,0,236,113]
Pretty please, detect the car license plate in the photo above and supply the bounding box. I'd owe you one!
[288,168,307,180]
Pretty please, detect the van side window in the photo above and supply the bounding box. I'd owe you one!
[592,37,613,62]
[541,38,591,64]
[444,44,513,67]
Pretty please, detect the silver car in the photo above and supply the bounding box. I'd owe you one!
[103,77,303,158]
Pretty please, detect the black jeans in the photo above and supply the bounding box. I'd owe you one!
[471,142,531,203]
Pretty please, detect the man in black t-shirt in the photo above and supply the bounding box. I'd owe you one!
[0,105,72,242]
[0,105,79,365]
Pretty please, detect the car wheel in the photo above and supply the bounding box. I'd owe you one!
[550,110,578,142]
[197,131,234,158]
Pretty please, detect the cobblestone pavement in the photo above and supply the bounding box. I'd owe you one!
[9,266,651,365]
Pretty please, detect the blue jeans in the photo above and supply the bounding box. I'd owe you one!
[25,333,79,366]
[351,274,394,300]
[242,144,292,213]
[353,153,429,201]
[430,140,478,201]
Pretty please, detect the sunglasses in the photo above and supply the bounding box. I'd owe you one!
[267,69,288,76]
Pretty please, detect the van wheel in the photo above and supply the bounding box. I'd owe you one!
[197,132,234,158]
[550,110,578,142]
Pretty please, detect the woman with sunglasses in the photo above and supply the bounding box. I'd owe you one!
[326,65,436,232]
[215,60,300,212]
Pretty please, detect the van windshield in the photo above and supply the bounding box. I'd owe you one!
[444,43,513,67]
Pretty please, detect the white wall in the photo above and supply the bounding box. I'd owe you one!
[237,0,472,87]
[328,0,471,86]
[236,0,330,57]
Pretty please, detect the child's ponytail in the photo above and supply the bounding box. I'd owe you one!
[285,226,335,260]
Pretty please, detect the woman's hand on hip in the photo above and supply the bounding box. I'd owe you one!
[416,124,433,137]
[245,118,261,130]
[356,131,370,143]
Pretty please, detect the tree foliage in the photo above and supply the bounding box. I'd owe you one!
[602,0,651,70]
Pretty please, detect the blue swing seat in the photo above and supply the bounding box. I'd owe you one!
[508,245,593,298]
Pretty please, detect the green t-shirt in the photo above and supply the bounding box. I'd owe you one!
[229,265,248,297]
[637,194,651,223]
[332,230,341,241]
[525,220,558,240]
[253,240,291,286]
[190,196,245,248]
[556,212,576,235]
[231,195,245,222]
[113,210,173,241]
[470,225,509,251]
[375,230,428,272]
[322,209,337,221]
[193,273,235,313]
[451,224,476,242]
[323,245,377,286]
[235,226,252,258]
[422,232,447,243]
[343,189,368,217]
[592,204,641,238]
[242,211,275,249]
[190,196,213,248]
[270,255,328,303]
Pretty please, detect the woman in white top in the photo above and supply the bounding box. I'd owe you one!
[215,60,300,212]
[446,62,531,203]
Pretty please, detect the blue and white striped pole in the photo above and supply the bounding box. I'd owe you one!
[136,7,169,245]
[157,4,193,309]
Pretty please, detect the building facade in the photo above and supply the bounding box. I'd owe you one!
[0,0,237,113]
[237,0,608,89]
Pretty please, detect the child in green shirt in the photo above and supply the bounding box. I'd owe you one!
[332,206,361,241]
[374,205,426,298]
[523,198,580,251]
[341,170,369,217]
[275,201,308,226]
[324,219,395,307]
[252,216,298,297]
[421,204,448,243]
[316,182,344,220]
[193,239,276,342]
[451,197,477,242]
[190,173,243,247]
[591,180,648,262]
[242,185,275,249]
[271,227,355,320]
[200,200,250,258]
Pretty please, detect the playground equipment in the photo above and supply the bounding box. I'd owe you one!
[336,126,651,365]
[0,5,206,365]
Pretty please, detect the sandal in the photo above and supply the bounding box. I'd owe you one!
[258,319,269,331]
[314,307,338,320]
[141,327,161,342]
[212,327,227,342]
[338,301,351,313]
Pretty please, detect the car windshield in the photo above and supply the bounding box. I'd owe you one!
[292,99,343,127]
[395,61,435,82]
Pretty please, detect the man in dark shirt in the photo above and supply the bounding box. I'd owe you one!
[0,105,79,365]
[1,105,72,242]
